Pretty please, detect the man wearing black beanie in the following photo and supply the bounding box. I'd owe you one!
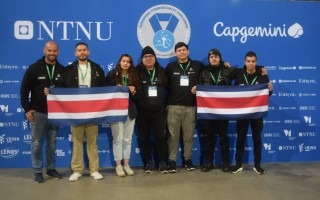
[136,46,168,174]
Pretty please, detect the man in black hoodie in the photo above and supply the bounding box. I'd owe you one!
[165,42,204,172]
[230,51,273,175]
[136,46,168,174]
[20,41,64,183]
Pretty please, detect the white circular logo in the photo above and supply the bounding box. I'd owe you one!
[137,4,191,58]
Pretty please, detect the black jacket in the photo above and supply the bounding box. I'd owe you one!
[61,59,106,88]
[136,64,167,112]
[235,66,273,96]
[165,58,204,106]
[199,62,233,86]
[20,56,65,113]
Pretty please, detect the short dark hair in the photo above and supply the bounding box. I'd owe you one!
[174,42,188,52]
[75,42,88,49]
[245,51,257,60]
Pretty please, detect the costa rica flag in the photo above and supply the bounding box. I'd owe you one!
[196,84,269,120]
[47,86,129,126]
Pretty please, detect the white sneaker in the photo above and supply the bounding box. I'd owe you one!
[90,171,103,180]
[69,172,82,182]
[123,165,134,176]
[115,165,126,177]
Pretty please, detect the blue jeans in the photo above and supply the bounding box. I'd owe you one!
[30,112,58,173]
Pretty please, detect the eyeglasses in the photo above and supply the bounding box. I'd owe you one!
[143,55,155,59]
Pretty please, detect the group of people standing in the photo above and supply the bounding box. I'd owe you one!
[20,40,273,183]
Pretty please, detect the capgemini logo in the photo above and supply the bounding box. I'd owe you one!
[213,22,304,43]
[287,23,303,38]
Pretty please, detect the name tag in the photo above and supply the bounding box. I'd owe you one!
[148,86,157,97]
[180,75,189,86]
[38,76,46,80]
[79,85,89,88]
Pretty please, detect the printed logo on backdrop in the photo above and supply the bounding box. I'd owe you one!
[137,4,191,58]
[213,22,303,43]
[14,20,113,41]
[0,147,19,159]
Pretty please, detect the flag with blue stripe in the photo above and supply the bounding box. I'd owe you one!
[47,86,129,126]
[196,84,269,120]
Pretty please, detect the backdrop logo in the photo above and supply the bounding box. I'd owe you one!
[14,20,113,41]
[213,22,303,43]
[0,148,19,159]
[137,4,191,58]
[14,21,34,39]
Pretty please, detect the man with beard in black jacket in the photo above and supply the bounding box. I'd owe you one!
[20,41,64,183]
[136,46,168,174]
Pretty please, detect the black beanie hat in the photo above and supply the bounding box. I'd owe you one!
[141,46,156,58]
[208,48,222,61]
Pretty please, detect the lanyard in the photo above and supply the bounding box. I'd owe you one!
[209,70,221,85]
[178,61,190,75]
[244,74,258,85]
[147,68,156,85]
[46,64,55,83]
[78,62,88,83]
[122,74,128,86]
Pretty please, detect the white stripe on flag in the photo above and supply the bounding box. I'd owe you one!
[48,110,128,119]
[47,92,128,101]
[197,106,268,115]
[196,89,269,98]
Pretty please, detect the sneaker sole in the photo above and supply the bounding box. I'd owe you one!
[144,170,153,174]
[168,170,177,173]
[253,167,266,175]
[230,167,243,174]
[160,170,168,174]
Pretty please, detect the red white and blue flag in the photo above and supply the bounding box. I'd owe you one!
[47,86,129,126]
[196,84,269,120]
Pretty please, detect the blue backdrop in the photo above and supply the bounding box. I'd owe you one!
[0,0,319,168]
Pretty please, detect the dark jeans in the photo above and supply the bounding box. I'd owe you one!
[136,109,167,166]
[203,119,229,165]
[235,118,263,165]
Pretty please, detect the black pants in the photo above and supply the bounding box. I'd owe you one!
[136,109,167,166]
[203,119,229,165]
[235,118,263,165]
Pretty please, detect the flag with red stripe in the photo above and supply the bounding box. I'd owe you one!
[196,84,269,120]
[47,86,129,126]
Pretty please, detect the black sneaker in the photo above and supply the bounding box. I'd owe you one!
[201,163,213,172]
[46,169,63,179]
[230,164,243,174]
[168,160,177,173]
[253,165,266,175]
[34,173,44,183]
[184,159,196,171]
[159,161,168,174]
[144,161,154,173]
[222,164,230,172]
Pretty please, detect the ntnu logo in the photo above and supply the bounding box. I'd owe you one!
[14,20,113,41]
[213,22,303,43]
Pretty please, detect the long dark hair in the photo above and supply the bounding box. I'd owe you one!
[114,54,140,90]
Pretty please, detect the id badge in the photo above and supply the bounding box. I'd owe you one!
[180,75,189,86]
[148,86,157,97]
[79,85,89,88]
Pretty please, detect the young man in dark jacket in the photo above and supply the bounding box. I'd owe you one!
[165,42,204,172]
[230,51,273,175]
[62,42,106,181]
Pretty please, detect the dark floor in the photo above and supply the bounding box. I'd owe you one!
[0,162,319,200]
